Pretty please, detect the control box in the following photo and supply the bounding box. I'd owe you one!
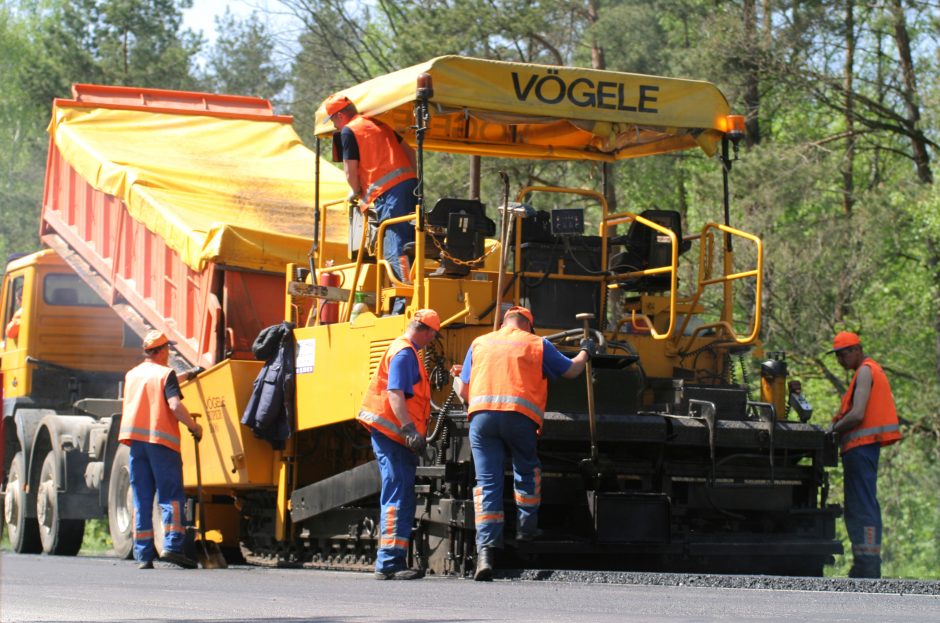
[550,208,584,236]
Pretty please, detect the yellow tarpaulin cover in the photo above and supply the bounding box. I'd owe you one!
[50,103,348,272]
[315,56,732,160]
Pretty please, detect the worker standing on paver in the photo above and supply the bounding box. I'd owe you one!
[357,309,440,580]
[454,306,594,581]
[325,94,417,285]
[830,331,902,579]
[119,330,202,569]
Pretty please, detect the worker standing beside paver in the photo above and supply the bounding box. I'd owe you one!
[119,330,202,569]
[829,331,902,579]
[357,310,441,580]
[454,306,593,581]
[325,93,417,285]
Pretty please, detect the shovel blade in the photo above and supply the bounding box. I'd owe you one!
[197,540,228,569]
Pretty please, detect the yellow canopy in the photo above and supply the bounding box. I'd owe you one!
[314,56,732,160]
[50,101,348,272]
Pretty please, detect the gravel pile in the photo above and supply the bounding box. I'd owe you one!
[498,569,940,595]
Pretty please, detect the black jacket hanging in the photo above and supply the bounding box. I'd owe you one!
[241,321,295,449]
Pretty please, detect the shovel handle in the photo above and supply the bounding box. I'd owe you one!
[190,414,208,542]
[575,314,598,463]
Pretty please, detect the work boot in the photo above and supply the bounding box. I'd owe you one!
[138,560,154,570]
[516,528,544,543]
[161,550,198,569]
[849,557,881,579]
[374,568,425,580]
[474,546,495,582]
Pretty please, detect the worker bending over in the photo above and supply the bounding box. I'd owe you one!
[829,331,901,579]
[326,94,417,286]
[454,306,594,581]
[119,331,202,569]
[357,309,440,580]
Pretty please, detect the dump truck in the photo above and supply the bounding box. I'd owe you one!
[1,84,347,557]
[2,56,842,577]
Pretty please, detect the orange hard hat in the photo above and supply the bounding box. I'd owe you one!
[503,306,535,331]
[325,94,354,116]
[830,331,861,353]
[143,330,175,350]
[414,308,441,332]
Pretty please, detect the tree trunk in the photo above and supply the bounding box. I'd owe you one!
[742,0,760,146]
[888,0,938,380]
[889,0,932,185]
[586,0,616,212]
[842,0,855,215]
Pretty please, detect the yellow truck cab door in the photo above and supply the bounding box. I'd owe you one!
[1,270,28,403]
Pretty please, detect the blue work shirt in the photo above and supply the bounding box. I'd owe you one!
[459,337,573,384]
[387,341,421,398]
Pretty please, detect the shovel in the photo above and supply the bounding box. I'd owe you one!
[575,313,605,490]
[192,429,228,569]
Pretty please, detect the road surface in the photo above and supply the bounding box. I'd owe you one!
[2,553,939,622]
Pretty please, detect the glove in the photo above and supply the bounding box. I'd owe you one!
[184,367,205,382]
[579,338,597,359]
[347,189,361,204]
[401,423,426,453]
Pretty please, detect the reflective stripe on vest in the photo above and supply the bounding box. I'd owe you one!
[365,167,413,202]
[467,326,547,429]
[841,423,901,446]
[357,335,430,446]
[346,115,416,204]
[119,361,180,452]
[468,394,544,420]
[837,358,902,452]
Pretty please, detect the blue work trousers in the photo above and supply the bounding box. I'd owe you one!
[374,178,417,283]
[128,441,187,562]
[469,410,541,550]
[843,443,882,575]
[371,429,418,573]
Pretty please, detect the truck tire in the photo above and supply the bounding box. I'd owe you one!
[37,451,85,555]
[4,451,42,553]
[107,444,134,559]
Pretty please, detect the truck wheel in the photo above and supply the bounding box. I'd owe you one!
[37,451,85,555]
[4,451,42,553]
[107,445,134,559]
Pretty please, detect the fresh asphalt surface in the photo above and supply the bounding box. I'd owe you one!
[2,552,939,622]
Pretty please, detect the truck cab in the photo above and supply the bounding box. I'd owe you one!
[1,250,141,556]
[1,250,141,409]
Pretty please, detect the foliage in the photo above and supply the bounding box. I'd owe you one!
[203,9,287,103]
[2,0,938,577]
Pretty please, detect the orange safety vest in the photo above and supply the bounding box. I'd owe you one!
[119,361,181,453]
[835,357,902,453]
[467,326,547,429]
[5,307,22,339]
[358,336,430,446]
[346,115,416,205]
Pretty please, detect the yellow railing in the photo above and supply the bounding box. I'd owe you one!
[675,222,762,346]
[602,211,680,340]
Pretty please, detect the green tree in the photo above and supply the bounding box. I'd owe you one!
[204,9,287,103]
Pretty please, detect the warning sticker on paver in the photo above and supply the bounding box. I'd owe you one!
[296,338,316,374]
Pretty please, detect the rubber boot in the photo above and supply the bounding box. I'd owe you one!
[474,546,495,582]
[849,556,881,579]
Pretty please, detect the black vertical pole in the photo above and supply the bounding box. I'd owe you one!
[721,136,733,253]
[310,137,321,283]
[415,98,428,234]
